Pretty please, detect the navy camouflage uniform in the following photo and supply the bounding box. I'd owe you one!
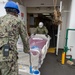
[34,26,48,35]
[0,14,30,75]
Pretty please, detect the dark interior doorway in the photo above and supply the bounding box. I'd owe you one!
[27,13,58,48]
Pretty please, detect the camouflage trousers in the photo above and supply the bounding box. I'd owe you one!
[0,61,18,75]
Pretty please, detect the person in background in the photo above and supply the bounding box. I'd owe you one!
[34,22,48,36]
[0,0,30,75]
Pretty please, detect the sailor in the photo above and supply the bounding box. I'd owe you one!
[0,0,30,75]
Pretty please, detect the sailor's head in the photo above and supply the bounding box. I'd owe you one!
[4,0,20,16]
[39,22,44,28]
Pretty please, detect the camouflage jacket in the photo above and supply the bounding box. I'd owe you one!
[34,26,48,34]
[0,14,30,53]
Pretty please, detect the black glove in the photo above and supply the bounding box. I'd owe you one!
[34,33,36,35]
[45,34,48,37]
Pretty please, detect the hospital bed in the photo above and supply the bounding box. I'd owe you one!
[17,34,51,74]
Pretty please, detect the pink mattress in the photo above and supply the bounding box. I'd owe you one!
[29,38,47,55]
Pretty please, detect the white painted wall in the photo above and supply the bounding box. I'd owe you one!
[0,0,8,17]
[0,2,6,17]
[17,4,27,47]
[58,14,66,48]
[0,0,8,2]
[18,5,27,25]
[24,0,60,7]
[67,0,75,59]
[27,7,54,13]
[58,0,71,48]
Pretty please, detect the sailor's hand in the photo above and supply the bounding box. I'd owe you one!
[45,34,48,37]
[31,34,34,38]
[25,50,30,54]
[27,52,30,54]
